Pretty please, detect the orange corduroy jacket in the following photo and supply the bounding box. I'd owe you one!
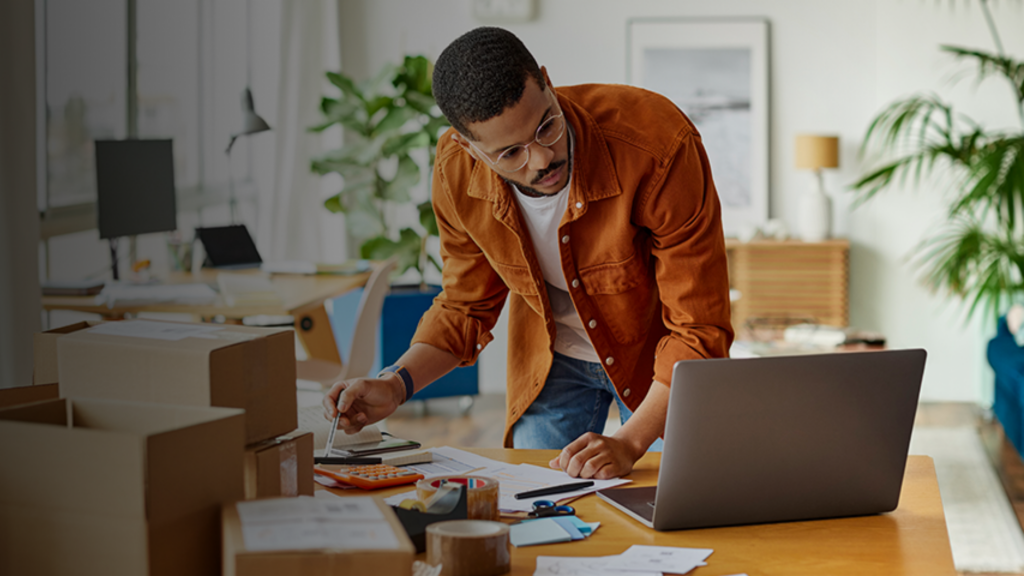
[412,83,734,447]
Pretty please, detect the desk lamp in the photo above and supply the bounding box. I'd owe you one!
[223,0,271,223]
[794,134,839,242]
[224,88,271,223]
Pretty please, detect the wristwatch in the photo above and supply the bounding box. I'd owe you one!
[378,365,414,404]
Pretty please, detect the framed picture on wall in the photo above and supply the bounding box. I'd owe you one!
[628,18,769,238]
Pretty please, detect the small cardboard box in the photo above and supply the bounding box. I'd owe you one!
[0,383,59,409]
[57,319,297,444]
[0,397,245,576]
[33,320,105,385]
[244,432,314,499]
[222,496,415,576]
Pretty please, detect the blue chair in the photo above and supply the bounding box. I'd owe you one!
[987,316,1024,456]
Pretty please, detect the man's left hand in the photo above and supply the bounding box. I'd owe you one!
[548,432,642,479]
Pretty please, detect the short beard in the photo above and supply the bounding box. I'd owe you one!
[505,154,573,198]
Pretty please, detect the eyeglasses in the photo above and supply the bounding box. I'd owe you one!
[469,111,566,173]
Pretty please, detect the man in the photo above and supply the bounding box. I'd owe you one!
[324,27,732,480]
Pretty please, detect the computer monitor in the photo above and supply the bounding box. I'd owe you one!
[95,139,177,239]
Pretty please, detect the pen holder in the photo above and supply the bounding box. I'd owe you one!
[392,485,469,553]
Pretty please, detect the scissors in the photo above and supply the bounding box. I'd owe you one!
[528,499,575,518]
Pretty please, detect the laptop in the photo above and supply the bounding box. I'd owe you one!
[195,225,262,269]
[597,349,926,531]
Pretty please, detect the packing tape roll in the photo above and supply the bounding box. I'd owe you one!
[416,475,499,521]
[426,520,510,576]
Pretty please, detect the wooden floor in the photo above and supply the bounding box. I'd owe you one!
[387,396,1024,576]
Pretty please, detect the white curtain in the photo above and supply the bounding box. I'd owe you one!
[258,0,346,263]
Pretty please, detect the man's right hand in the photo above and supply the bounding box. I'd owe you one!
[322,373,405,434]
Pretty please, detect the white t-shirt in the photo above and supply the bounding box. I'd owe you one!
[511,128,600,363]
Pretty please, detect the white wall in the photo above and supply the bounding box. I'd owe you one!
[339,0,1022,402]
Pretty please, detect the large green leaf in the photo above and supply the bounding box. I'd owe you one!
[358,63,398,98]
[310,157,373,182]
[326,71,364,102]
[380,155,420,202]
[403,91,437,115]
[394,55,433,95]
[365,95,394,120]
[382,131,430,157]
[372,107,418,138]
[942,45,1024,104]
[360,228,423,275]
[417,200,438,236]
[321,179,375,214]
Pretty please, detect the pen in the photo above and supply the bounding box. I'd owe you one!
[314,456,382,465]
[514,480,595,500]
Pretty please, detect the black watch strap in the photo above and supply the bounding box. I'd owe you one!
[378,365,414,404]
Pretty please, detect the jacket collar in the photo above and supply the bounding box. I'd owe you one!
[465,88,623,215]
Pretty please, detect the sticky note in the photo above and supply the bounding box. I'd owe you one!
[509,518,573,547]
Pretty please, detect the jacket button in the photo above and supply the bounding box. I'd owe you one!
[575,202,583,209]
[605,356,615,366]
[588,319,597,329]
[561,235,570,244]
[571,278,579,288]
[476,344,482,350]
[623,388,631,397]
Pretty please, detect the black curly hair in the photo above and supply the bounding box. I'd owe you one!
[433,27,546,139]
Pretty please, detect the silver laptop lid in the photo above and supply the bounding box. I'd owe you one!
[652,349,926,531]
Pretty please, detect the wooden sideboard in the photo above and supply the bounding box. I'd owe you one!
[725,238,850,331]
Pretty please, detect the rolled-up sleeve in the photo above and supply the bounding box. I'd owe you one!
[637,128,734,385]
[410,165,509,366]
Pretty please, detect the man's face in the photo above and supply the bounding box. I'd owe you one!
[457,72,571,196]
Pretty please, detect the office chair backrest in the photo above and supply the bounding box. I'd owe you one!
[337,257,398,381]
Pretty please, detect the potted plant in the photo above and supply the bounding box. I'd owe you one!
[310,55,478,403]
[853,0,1024,453]
[853,0,1024,321]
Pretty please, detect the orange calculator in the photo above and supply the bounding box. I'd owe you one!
[314,464,424,490]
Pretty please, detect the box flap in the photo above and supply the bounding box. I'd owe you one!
[0,400,147,517]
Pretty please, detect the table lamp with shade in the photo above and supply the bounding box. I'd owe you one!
[794,134,839,242]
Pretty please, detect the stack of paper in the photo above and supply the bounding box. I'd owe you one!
[534,546,725,576]
[236,496,402,552]
[98,282,218,307]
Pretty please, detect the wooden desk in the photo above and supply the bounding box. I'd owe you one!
[41,269,371,364]
[327,450,955,576]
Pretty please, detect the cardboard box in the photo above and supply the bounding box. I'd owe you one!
[0,397,245,576]
[222,496,415,576]
[0,383,59,409]
[33,320,104,385]
[244,432,314,499]
[57,319,297,444]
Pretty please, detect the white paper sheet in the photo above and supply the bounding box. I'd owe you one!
[237,496,401,552]
[87,319,223,340]
[602,545,713,574]
[534,556,659,576]
[473,462,630,512]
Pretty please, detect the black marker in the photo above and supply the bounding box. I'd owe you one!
[514,480,595,500]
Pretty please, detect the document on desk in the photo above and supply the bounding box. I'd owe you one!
[602,545,713,574]
[87,319,223,341]
[533,556,656,576]
[382,447,630,513]
[237,495,401,552]
[473,462,630,513]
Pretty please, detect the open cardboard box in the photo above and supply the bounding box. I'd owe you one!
[33,320,105,386]
[55,319,297,444]
[0,397,245,576]
[222,495,414,576]
[244,432,314,499]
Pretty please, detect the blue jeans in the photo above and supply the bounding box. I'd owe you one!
[512,351,664,452]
